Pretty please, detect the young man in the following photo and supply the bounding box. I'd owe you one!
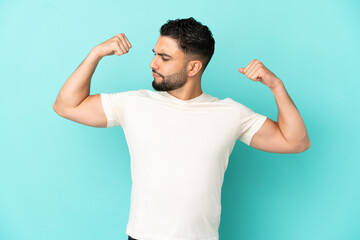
[53,17,310,240]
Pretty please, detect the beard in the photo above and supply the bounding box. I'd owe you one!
[151,66,188,91]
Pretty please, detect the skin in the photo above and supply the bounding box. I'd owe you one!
[149,35,204,100]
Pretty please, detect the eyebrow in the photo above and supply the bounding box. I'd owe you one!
[152,48,172,58]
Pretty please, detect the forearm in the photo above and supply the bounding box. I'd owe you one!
[53,49,103,110]
[270,80,310,149]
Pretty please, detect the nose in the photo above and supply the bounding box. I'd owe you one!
[149,56,159,70]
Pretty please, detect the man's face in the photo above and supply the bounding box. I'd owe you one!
[150,36,189,91]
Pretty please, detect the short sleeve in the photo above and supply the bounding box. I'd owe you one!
[236,102,267,145]
[100,92,125,128]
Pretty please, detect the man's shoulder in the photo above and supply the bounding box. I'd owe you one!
[216,96,255,114]
[107,89,149,97]
[213,95,241,106]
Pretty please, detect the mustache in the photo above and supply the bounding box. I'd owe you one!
[152,70,164,78]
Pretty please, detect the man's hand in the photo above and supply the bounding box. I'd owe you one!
[239,59,282,89]
[92,33,132,58]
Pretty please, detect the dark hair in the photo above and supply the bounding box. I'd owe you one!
[160,17,215,73]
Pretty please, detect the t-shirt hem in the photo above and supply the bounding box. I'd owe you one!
[126,229,219,240]
[100,93,115,128]
[241,115,267,145]
[100,93,122,128]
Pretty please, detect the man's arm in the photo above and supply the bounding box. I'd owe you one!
[53,49,102,113]
[53,33,132,127]
[239,59,310,153]
[250,81,310,153]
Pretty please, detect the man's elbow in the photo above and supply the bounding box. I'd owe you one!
[53,103,66,117]
[294,139,311,153]
[53,103,61,116]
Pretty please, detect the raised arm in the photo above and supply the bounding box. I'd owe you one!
[53,33,132,127]
[238,59,310,153]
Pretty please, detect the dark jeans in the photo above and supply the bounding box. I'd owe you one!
[128,235,138,240]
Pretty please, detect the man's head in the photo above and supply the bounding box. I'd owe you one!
[150,17,215,91]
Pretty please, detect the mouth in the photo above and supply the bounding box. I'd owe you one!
[152,72,161,78]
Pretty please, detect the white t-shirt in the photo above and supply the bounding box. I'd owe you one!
[100,89,267,240]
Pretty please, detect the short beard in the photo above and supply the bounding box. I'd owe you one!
[152,65,188,92]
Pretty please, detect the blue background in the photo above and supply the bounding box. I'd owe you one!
[1,0,359,239]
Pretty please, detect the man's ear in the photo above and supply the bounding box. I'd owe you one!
[187,60,203,77]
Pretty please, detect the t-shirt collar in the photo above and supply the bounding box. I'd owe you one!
[161,91,208,103]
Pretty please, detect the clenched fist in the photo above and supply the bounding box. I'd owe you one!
[92,33,132,58]
[239,59,282,89]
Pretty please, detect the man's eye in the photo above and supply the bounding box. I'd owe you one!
[153,53,169,61]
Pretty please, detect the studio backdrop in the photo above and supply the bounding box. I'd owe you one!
[0,0,359,239]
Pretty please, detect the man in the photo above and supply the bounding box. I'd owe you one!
[53,17,310,240]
